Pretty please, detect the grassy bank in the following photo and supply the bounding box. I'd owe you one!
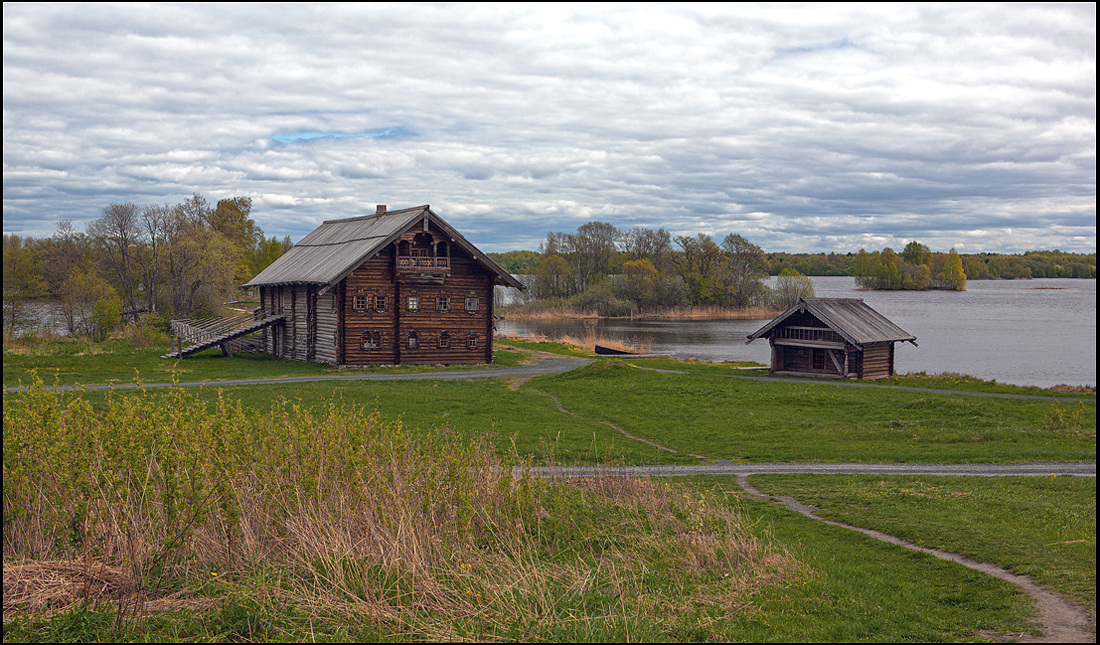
[531,359,1096,463]
[5,338,1094,466]
[2,335,529,389]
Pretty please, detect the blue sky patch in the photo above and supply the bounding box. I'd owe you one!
[271,127,411,144]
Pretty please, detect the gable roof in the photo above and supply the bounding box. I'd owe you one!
[746,297,916,347]
[244,205,524,289]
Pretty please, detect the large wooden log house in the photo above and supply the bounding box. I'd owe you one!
[243,204,524,365]
[746,297,916,379]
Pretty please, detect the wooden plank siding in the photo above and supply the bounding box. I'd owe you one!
[860,342,893,380]
[340,229,497,366]
[314,288,339,364]
[342,249,399,365]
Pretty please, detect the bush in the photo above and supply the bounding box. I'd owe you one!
[771,269,815,310]
[569,282,636,317]
[120,320,169,348]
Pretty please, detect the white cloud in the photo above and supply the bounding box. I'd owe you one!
[2,3,1095,253]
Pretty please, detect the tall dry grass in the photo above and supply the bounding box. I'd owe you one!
[506,325,654,354]
[3,376,800,636]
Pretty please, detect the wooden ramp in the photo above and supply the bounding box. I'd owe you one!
[163,314,285,359]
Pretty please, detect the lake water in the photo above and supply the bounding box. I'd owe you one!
[496,277,1097,388]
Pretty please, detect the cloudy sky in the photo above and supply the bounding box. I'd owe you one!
[3,3,1095,253]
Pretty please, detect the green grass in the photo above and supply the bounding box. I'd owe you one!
[624,357,1097,399]
[708,491,1036,642]
[745,474,1097,613]
[3,335,1094,640]
[531,359,1096,463]
[6,338,1095,466]
[2,336,529,389]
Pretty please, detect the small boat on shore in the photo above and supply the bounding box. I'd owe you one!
[594,344,669,358]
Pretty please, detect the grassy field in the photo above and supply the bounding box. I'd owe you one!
[1,381,1043,641]
[1,335,531,390]
[6,338,1093,466]
[3,334,1096,641]
[745,474,1097,613]
[530,358,1096,464]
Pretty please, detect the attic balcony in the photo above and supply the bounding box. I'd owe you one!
[396,255,450,283]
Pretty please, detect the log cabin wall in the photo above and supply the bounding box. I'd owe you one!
[846,347,862,378]
[338,223,497,366]
[314,288,339,364]
[291,285,311,362]
[860,342,893,379]
[342,247,399,365]
[396,253,495,365]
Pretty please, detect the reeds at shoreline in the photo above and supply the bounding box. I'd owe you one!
[501,327,654,354]
[498,304,781,321]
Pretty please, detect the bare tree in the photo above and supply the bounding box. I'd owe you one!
[88,202,142,316]
[772,268,815,310]
[564,221,620,293]
[622,227,672,272]
[42,221,88,298]
[720,233,768,308]
[138,204,173,314]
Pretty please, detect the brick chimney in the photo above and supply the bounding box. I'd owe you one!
[376,205,387,215]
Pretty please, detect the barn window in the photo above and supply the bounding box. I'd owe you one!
[407,331,419,349]
[375,294,387,311]
[438,331,450,348]
[437,295,450,312]
[466,334,478,350]
[362,331,381,349]
[354,294,367,310]
[465,295,478,312]
[408,294,419,311]
[812,349,826,370]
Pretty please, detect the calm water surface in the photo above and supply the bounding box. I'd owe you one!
[497,277,1096,388]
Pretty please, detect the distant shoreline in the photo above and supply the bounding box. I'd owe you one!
[497,305,783,321]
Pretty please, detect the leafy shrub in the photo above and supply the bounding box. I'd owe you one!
[569,282,636,317]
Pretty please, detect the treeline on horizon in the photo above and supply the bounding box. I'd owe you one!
[3,194,290,338]
[488,222,815,316]
[487,221,1094,315]
[488,225,1097,282]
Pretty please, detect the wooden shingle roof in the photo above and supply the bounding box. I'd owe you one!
[747,297,916,347]
[244,205,523,289]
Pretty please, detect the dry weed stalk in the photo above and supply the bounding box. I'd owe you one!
[4,380,801,631]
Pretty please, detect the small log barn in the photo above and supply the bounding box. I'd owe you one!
[746,297,916,380]
[243,204,524,365]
